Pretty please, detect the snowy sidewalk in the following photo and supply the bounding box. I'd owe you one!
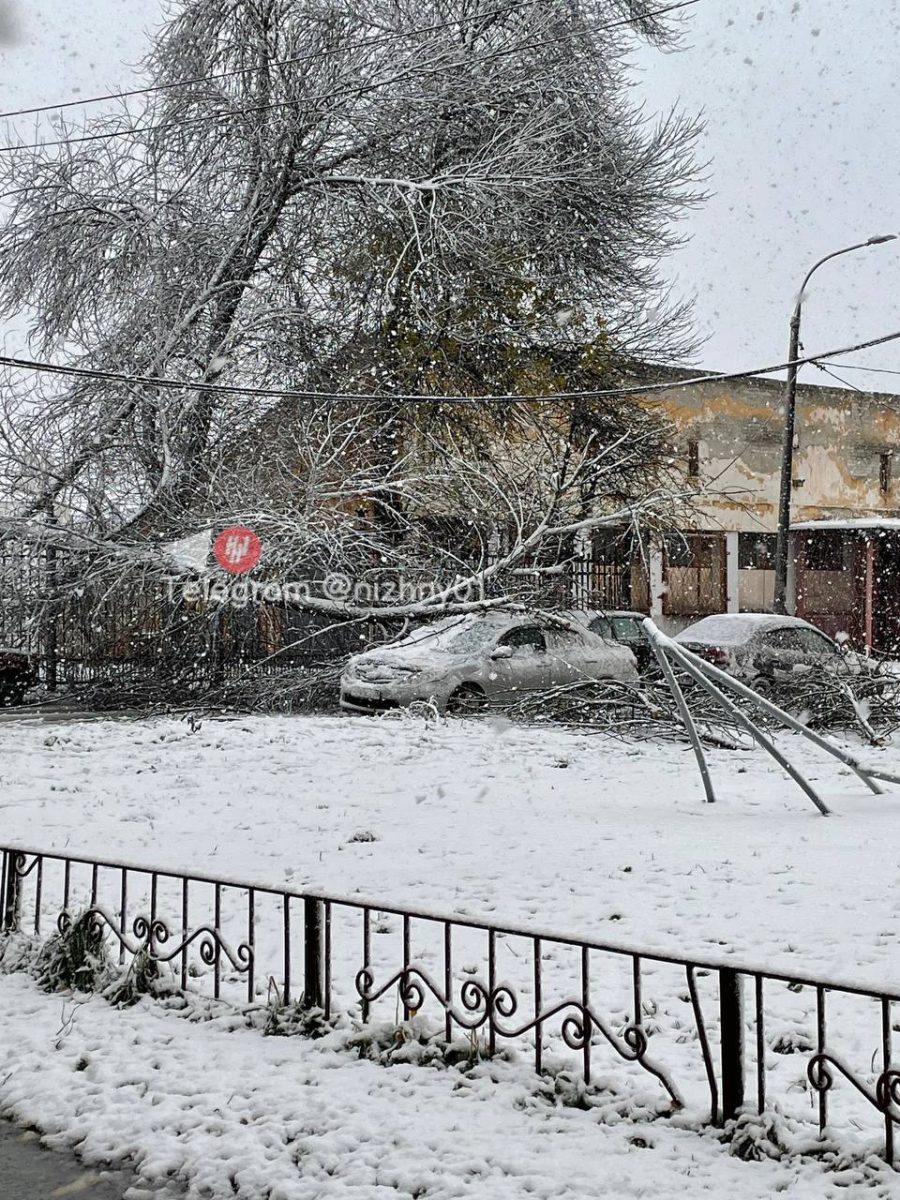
[0,973,884,1200]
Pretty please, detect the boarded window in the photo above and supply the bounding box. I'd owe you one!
[663,534,726,616]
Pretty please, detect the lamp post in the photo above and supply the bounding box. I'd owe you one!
[771,234,897,614]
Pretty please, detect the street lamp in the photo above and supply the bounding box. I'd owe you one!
[772,234,898,614]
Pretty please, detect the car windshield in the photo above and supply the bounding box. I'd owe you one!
[610,617,642,639]
[395,617,507,656]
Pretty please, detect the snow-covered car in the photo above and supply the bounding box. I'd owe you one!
[564,609,654,672]
[672,613,879,692]
[340,612,638,714]
[0,647,36,706]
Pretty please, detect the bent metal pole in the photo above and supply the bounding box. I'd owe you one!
[643,618,889,795]
[648,631,717,804]
[662,638,830,817]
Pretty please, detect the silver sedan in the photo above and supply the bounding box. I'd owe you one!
[340,612,638,714]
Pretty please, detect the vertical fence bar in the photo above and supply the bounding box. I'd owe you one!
[150,873,158,927]
[534,937,543,1075]
[90,864,98,908]
[214,883,222,1001]
[687,965,719,1125]
[720,968,745,1122]
[816,987,828,1136]
[283,895,291,1006]
[247,888,256,1005]
[0,852,7,930]
[402,915,411,1021]
[303,897,323,1009]
[119,869,128,966]
[755,975,765,1114]
[444,922,452,1044]
[488,929,497,1057]
[883,997,894,1166]
[323,901,332,1021]
[33,856,42,935]
[1,851,19,931]
[180,878,189,992]
[63,859,70,913]
[361,907,370,1022]
[632,956,642,1026]
[44,527,58,694]
[581,946,591,1085]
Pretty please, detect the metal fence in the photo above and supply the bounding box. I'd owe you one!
[0,843,897,1166]
[0,537,635,701]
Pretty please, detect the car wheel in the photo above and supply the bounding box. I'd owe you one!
[446,683,488,716]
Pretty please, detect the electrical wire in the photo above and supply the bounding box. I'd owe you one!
[0,0,700,155]
[820,361,900,378]
[0,0,538,122]
[0,0,699,125]
[811,361,866,394]
[0,328,898,406]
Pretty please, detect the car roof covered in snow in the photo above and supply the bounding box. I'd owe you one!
[561,609,645,622]
[673,613,815,646]
[791,518,900,532]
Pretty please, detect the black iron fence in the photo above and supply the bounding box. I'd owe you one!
[0,842,897,1166]
[1,525,637,702]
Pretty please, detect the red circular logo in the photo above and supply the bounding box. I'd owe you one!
[213,526,261,575]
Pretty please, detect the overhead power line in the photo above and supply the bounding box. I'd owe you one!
[0,0,538,122]
[0,0,700,155]
[0,327,897,407]
[822,361,900,379]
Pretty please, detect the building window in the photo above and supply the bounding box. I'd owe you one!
[738,532,776,570]
[880,451,893,494]
[687,439,700,478]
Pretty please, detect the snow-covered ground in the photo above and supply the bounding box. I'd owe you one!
[1,710,898,985]
[0,972,893,1200]
[1,710,899,1196]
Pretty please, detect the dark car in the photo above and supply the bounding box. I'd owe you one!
[0,648,36,706]
[672,614,877,693]
[566,610,655,672]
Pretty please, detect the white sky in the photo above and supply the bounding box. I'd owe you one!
[1,0,899,392]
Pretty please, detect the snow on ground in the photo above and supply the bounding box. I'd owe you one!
[1,711,900,1195]
[0,971,890,1200]
[1,710,899,987]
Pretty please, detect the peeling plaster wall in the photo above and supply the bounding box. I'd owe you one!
[639,373,900,534]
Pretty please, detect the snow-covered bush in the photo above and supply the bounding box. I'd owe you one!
[35,912,112,994]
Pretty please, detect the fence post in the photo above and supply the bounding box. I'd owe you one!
[2,851,21,932]
[719,968,745,1122]
[303,897,324,1009]
[44,515,58,693]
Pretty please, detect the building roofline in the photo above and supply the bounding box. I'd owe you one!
[620,362,899,406]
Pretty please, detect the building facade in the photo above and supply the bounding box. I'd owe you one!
[629,369,900,646]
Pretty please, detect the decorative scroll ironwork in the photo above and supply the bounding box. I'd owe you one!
[12,852,40,879]
[808,1052,900,1125]
[355,963,682,1107]
[57,908,253,976]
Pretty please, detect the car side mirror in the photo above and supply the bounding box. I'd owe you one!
[491,645,514,660]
